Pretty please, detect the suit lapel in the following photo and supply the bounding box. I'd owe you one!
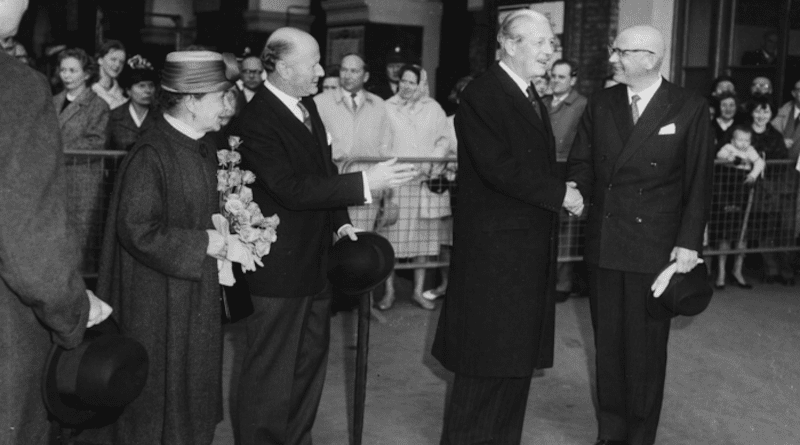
[613,81,676,175]
[490,64,549,142]
[302,97,335,174]
[609,85,634,149]
[57,91,85,128]
[257,88,327,172]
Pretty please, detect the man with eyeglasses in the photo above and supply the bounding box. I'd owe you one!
[236,55,265,113]
[569,25,713,445]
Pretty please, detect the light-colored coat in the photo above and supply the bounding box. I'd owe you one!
[771,100,800,161]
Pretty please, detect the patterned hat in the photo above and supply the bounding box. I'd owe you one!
[161,51,239,94]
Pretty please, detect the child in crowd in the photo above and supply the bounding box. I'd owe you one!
[714,125,765,289]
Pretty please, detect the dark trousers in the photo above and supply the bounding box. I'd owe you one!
[236,290,332,445]
[588,266,671,445]
[440,373,532,445]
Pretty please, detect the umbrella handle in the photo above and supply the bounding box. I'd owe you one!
[737,185,756,246]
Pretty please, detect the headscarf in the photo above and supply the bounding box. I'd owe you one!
[391,66,435,114]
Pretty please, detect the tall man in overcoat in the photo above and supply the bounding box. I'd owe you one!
[568,26,713,445]
[1,0,108,443]
[233,27,416,445]
[432,10,583,444]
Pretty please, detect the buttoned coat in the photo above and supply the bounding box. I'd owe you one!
[96,117,222,445]
[568,81,714,273]
[432,63,564,377]
[545,89,588,165]
[771,101,800,160]
[53,88,109,152]
[106,102,156,151]
[233,86,366,299]
[0,52,89,445]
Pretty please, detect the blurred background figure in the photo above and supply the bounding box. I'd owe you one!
[371,46,409,99]
[742,30,778,66]
[712,91,740,147]
[544,59,588,301]
[107,55,157,151]
[92,40,127,110]
[320,66,340,93]
[54,47,109,272]
[380,64,449,311]
[746,96,793,285]
[532,73,550,97]
[603,74,618,88]
[236,55,265,110]
[711,75,737,98]
[420,74,472,303]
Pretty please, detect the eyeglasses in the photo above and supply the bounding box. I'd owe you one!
[607,45,655,57]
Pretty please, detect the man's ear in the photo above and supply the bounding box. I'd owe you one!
[275,59,292,81]
[363,71,370,84]
[569,76,577,88]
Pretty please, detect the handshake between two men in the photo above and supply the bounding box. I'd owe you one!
[562,181,584,217]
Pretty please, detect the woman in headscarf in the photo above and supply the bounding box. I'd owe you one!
[96,50,238,445]
[378,64,450,310]
[53,48,109,272]
[107,55,157,151]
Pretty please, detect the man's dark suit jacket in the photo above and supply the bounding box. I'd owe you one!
[234,86,366,298]
[235,84,265,116]
[432,62,564,378]
[568,80,714,273]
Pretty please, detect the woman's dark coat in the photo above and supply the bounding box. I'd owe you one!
[96,117,222,445]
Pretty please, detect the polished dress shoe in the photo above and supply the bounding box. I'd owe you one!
[594,440,630,445]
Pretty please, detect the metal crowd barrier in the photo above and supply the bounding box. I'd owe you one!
[63,150,128,277]
[65,152,800,278]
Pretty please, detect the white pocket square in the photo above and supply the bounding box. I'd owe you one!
[658,123,676,135]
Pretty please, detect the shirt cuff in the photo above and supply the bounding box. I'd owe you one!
[362,171,372,204]
[337,224,353,239]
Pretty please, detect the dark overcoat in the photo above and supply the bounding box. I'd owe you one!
[432,63,565,378]
[95,117,222,445]
[106,102,156,151]
[233,87,364,299]
[0,51,89,445]
[568,81,713,273]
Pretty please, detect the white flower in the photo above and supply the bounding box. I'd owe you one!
[228,135,242,149]
[217,149,231,166]
[242,170,256,184]
[255,239,272,256]
[239,186,253,204]
[216,171,229,191]
[225,197,246,214]
[238,226,261,243]
[228,151,242,165]
[227,170,243,188]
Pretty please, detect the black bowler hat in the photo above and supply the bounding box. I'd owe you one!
[328,232,395,295]
[42,317,149,427]
[647,261,714,320]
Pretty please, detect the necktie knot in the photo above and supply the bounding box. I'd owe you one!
[351,92,358,112]
[526,85,542,119]
[297,101,313,133]
[631,94,641,125]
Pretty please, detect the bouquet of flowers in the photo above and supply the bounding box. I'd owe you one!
[213,136,279,285]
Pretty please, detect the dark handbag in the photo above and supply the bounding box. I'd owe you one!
[220,265,254,324]
[422,163,457,195]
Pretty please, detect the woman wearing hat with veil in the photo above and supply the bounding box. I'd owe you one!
[95,51,238,445]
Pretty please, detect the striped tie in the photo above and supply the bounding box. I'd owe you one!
[631,94,641,125]
[297,101,313,133]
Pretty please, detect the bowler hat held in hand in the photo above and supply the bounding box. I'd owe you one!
[647,261,714,320]
[328,232,395,295]
[43,317,149,427]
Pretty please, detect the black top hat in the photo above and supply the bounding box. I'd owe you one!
[328,232,395,295]
[42,317,149,427]
[647,262,714,320]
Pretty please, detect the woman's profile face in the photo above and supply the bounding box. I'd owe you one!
[59,57,90,92]
[188,91,228,133]
[719,97,737,121]
[398,70,419,101]
[99,49,126,79]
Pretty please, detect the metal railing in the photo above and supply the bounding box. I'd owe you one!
[64,153,800,277]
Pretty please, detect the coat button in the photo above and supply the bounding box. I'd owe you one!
[638,188,643,195]
[635,217,643,223]
[600,155,607,161]
[607,183,613,190]
[650,161,658,167]
[605,212,612,218]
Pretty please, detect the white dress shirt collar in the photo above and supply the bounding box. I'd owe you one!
[265,78,304,122]
[627,76,663,116]
[340,88,363,109]
[163,113,204,140]
[499,60,531,96]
